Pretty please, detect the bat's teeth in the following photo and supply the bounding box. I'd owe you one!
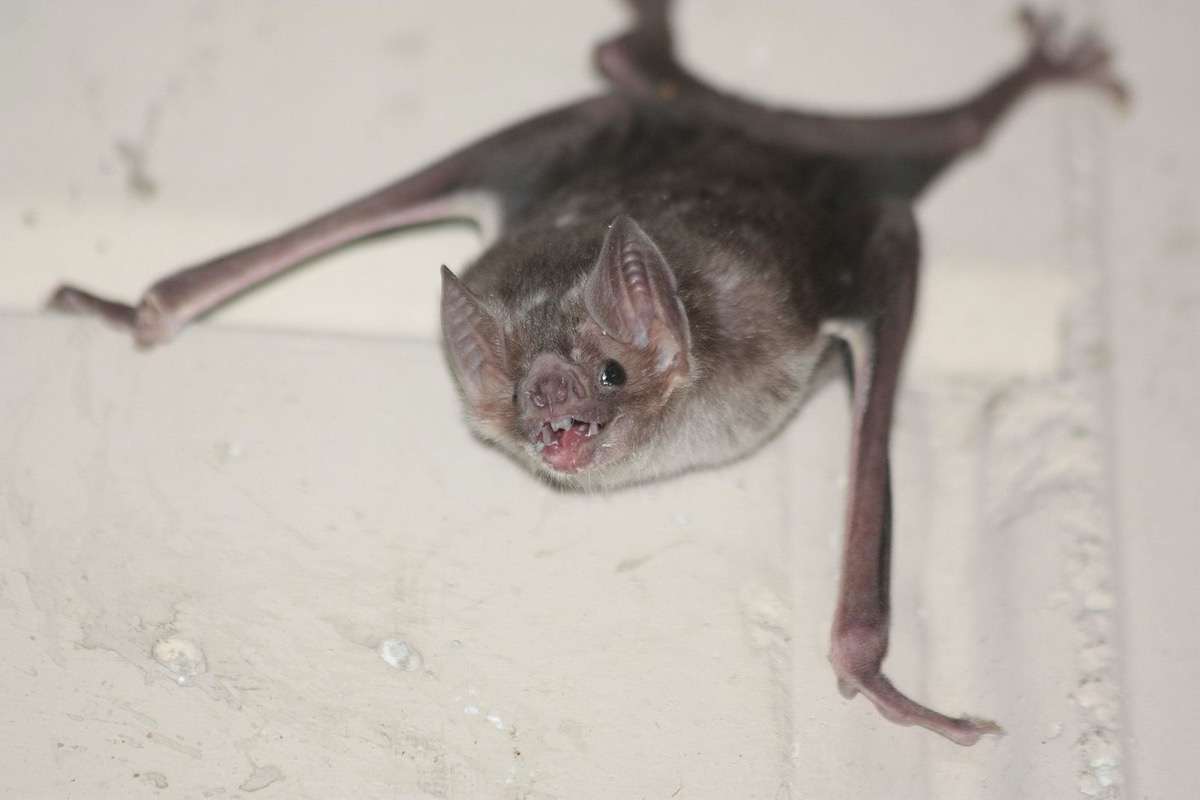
[551,417,572,432]
[588,421,599,437]
[540,425,553,446]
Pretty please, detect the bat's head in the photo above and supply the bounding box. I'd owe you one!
[441,214,693,490]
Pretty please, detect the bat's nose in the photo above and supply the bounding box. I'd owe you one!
[531,375,569,408]
[523,353,587,414]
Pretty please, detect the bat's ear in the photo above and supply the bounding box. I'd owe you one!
[441,266,508,405]
[584,215,691,377]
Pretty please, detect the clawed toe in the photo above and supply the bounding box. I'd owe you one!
[1018,6,1130,105]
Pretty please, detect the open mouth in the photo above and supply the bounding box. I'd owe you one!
[534,416,607,473]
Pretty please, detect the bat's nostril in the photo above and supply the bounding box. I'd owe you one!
[532,375,571,408]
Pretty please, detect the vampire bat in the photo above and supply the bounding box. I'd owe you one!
[48,2,1126,745]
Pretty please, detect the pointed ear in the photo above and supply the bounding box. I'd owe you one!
[441,266,508,404]
[584,215,691,374]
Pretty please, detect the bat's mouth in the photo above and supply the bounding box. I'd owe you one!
[534,415,608,473]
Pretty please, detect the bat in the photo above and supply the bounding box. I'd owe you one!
[48,1,1126,745]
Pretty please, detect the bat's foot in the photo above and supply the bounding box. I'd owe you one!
[831,627,1004,746]
[47,284,172,347]
[595,0,692,102]
[1018,6,1130,106]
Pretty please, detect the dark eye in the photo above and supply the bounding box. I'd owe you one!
[599,360,626,387]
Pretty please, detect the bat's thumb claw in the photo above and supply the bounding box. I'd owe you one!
[46,284,140,333]
[47,284,82,311]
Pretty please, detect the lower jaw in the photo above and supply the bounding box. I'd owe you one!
[533,460,588,490]
[540,449,594,475]
[534,455,640,494]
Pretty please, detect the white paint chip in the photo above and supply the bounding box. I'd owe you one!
[378,638,423,672]
[151,638,207,685]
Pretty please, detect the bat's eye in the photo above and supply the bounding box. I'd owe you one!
[599,360,626,387]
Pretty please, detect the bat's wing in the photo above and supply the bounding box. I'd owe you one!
[49,96,632,346]
[818,200,1003,746]
[598,2,1127,197]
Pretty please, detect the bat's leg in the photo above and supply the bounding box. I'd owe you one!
[594,0,703,102]
[599,4,1125,173]
[48,96,629,347]
[820,201,1003,746]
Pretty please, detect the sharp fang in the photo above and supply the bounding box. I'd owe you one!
[588,421,598,437]
[551,417,572,432]
[540,426,553,446]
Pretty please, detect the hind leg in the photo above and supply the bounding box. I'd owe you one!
[598,4,1126,184]
[594,0,699,101]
